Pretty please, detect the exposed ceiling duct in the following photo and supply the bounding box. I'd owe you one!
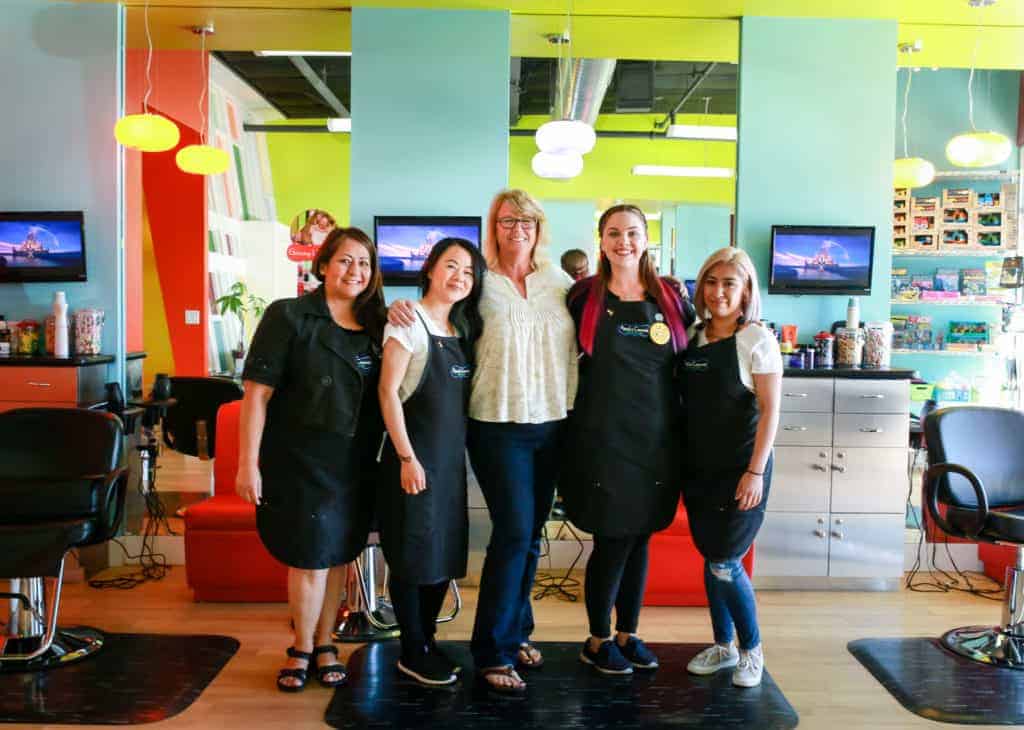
[552,57,616,125]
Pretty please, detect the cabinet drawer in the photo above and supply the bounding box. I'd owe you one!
[834,379,909,414]
[756,512,830,577]
[831,448,908,513]
[776,412,832,446]
[780,378,834,413]
[827,514,905,578]
[769,447,831,512]
[0,367,78,402]
[833,413,908,448]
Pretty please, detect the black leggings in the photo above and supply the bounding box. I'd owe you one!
[388,577,450,658]
[584,534,651,638]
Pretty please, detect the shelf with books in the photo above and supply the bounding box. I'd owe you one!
[890,298,1005,308]
[892,348,999,357]
[893,249,1015,258]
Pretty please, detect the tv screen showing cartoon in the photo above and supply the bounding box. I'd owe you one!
[769,225,874,295]
[0,212,87,283]
[374,216,481,283]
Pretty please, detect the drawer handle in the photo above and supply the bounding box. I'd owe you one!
[814,529,826,538]
[860,394,885,399]
[859,427,883,433]
[812,463,828,472]
[784,425,808,432]
[831,530,845,540]
[831,464,847,473]
[784,392,809,398]
[27,381,52,388]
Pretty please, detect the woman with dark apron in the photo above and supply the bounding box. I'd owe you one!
[236,228,387,692]
[563,205,693,675]
[378,238,486,686]
[678,247,781,689]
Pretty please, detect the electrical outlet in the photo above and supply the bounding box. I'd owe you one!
[185,310,201,325]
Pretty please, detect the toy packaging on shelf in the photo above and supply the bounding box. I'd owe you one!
[912,196,939,214]
[912,233,937,251]
[959,268,987,296]
[891,268,911,298]
[913,214,936,233]
[891,314,933,349]
[947,320,989,344]
[942,206,970,224]
[934,372,971,403]
[942,188,975,207]
[939,225,974,250]
[934,268,959,292]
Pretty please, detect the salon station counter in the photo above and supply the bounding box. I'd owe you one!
[756,366,915,590]
[0,354,114,413]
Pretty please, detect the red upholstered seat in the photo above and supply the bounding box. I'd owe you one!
[644,497,755,607]
[184,400,289,602]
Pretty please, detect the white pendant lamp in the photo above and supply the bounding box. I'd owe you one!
[893,65,935,189]
[114,0,180,152]
[535,120,596,156]
[531,151,584,180]
[176,24,230,176]
[946,1,1012,168]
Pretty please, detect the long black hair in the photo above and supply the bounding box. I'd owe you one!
[419,237,487,347]
[313,226,387,343]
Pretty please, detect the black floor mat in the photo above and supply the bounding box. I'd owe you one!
[0,630,239,725]
[325,641,798,729]
[850,636,1024,725]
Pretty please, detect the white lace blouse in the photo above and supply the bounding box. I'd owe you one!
[469,266,579,424]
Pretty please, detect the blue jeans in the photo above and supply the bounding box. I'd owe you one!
[704,557,760,650]
[468,419,563,668]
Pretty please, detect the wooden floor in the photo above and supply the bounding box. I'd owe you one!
[8,566,1005,730]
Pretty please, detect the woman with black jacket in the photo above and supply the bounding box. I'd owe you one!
[236,227,387,692]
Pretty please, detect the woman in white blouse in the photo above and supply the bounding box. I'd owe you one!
[390,189,577,694]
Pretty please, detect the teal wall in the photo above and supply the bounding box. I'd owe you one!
[543,200,597,275]
[669,205,733,279]
[350,8,510,303]
[0,1,123,375]
[736,17,897,337]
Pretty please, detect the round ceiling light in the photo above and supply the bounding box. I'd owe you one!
[893,157,936,188]
[114,113,180,152]
[531,150,583,180]
[176,144,231,175]
[945,131,1012,168]
[535,120,596,156]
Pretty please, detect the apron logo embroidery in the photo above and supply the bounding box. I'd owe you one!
[683,359,710,371]
[449,364,472,379]
[617,323,651,338]
[353,354,374,372]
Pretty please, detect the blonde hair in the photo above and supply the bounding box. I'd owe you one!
[483,189,550,269]
[693,247,762,324]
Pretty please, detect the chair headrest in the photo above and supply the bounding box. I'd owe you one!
[0,408,122,480]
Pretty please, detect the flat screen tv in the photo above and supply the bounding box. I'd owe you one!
[374,215,481,284]
[769,224,874,295]
[0,211,87,283]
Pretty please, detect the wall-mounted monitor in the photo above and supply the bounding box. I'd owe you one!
[768,224,874,296]
[374,215,481,285]
[0,211,87,283]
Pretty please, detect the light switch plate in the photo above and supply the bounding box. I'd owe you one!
[185,310,201,325]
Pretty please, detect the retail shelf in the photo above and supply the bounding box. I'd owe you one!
[892,348,999,357]
[892,249,1015,257]
[890,299,1006,308]
[933,170,1020,182]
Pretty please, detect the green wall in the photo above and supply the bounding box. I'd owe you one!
[266,123,350,228]
[736,17,898,336]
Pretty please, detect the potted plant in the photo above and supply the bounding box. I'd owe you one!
[215,281,268,375]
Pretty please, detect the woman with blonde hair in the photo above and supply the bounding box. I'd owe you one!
[679,247,781,689]
[388,189,577,694]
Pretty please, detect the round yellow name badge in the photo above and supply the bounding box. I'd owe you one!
[649,322,671,346]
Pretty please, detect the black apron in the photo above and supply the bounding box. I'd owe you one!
[678,329,771,561]
[378,313,471,585]
[256,328,379,570]
[561,295,680,537]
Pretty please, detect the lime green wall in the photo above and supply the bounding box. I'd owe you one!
[265,122,351,227]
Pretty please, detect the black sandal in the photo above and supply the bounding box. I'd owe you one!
[477,665,527,696]
[313,644,348,687]
[277,647,311,693]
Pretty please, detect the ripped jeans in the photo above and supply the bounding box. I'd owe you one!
[704,558,759,650]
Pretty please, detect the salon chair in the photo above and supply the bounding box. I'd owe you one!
[161,376,244,461]
[924,405,1024,668]
[0,408,127,670]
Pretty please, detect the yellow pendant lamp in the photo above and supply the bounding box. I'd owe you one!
[114,0,180,152]
[947,3,1012,168]
[176,24,230,176]
[893,68,935,189]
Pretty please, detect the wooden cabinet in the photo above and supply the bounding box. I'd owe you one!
[758,375,909,589]
[0,357,110,413]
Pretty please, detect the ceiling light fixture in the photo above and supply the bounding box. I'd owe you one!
[532,151,583,179]
[326,118,351,133]
[665,124,737,141]
[893,67,935,188]
[946,0,1011,168]
[631,165,733,178]
[114,0,180,152]
[254,50,351,57]
[176,25,230,176]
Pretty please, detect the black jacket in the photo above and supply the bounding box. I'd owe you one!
[242,287,382,438]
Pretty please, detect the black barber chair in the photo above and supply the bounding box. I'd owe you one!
[0,408,128,670]
[924,405,1024,668]
[161,376,244,461]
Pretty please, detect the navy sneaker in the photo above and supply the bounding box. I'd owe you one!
[618,636,659,670]
[579,639,634,675]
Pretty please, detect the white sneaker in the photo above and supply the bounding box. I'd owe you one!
[686,643,739,675]
[732,645,764,688]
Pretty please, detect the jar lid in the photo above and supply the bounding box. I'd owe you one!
[18,319,39,327]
